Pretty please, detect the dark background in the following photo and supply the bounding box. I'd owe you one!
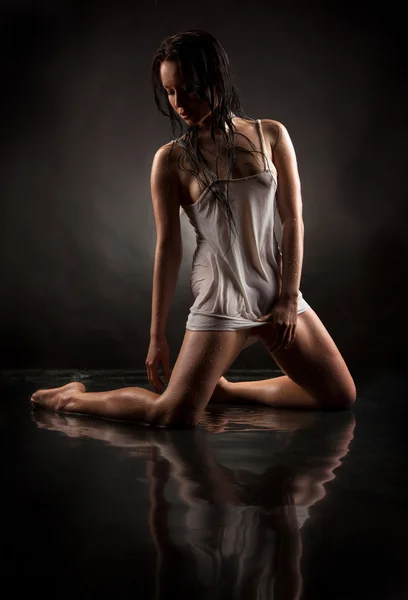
[1,0,406,376]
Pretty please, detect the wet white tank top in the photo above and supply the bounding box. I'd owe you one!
[178,119,310,330]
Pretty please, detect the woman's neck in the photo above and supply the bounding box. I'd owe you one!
[196,112,237,136]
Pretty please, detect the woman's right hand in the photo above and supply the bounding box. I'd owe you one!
[145,336,171,394]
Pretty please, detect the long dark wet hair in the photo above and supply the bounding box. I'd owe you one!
[150,29,273,255]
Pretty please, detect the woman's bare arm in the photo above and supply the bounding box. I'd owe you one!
[268,120,305,302]
[149,144,183,339]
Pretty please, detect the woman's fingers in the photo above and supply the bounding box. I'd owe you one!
[162,354,171,381]
[145,338,170,394]
[287,324,297,348]
[148,364,162,393]
[274,324,296,352]
[279,325,290,351]
[270,323,288,353]
[147,361,171,394]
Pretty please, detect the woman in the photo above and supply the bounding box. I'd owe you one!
[30,30,356,427]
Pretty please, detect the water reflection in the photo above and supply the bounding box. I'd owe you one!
[32,406,355,599]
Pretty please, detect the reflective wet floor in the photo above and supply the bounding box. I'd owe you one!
[2,369,407,599]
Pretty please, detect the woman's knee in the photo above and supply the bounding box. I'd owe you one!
[148,328,251,427]
[149,394,201,428]
[336,379,357,408]
[318,377,357,409]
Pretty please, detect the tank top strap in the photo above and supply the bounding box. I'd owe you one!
[256,119,272,173]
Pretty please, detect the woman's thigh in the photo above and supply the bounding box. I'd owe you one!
[257,307,356,407]
[152,328,251,427]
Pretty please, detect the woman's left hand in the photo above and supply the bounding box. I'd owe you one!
[255,298,298,353]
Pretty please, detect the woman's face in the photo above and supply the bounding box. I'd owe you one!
[160,59,216,126]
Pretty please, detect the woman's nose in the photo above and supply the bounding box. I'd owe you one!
[173,91,189,108]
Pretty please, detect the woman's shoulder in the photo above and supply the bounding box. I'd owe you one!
[258,119,287,150]
[157,137,184,155]
[152,139,183,172]
[150,140,185,195]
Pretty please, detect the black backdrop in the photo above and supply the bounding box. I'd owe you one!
[1,0,406,377]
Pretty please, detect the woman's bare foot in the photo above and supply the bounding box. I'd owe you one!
[30,382,86,412]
